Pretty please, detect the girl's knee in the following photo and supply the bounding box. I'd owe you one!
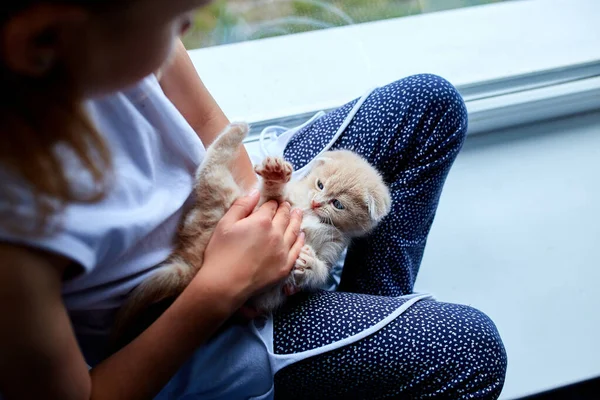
[408,301,506,398]
[465,305,506,363]
[382,73,468,141]
[389,73,465,108]
[452,304,508,398]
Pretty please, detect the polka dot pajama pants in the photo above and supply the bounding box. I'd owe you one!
[272,75,508,399]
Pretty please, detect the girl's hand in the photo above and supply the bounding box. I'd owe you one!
[192,189,304,310]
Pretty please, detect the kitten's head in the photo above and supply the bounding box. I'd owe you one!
[303,150,391,236]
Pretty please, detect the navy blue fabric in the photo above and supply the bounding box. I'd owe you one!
[274,75,507,399]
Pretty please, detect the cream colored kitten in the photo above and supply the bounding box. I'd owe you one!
[112,123,391,339]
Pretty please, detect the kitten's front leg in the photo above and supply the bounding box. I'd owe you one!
[254,156,293,204]
[293,245,330,289]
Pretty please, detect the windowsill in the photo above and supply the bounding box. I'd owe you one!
[188,0,600,134]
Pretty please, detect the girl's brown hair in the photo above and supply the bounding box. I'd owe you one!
[0,1,112,233]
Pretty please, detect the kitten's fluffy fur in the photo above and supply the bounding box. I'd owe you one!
[113,123,391,338]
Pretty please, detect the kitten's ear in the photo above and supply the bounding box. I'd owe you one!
[314,156,333,167]
[366,191,392,223]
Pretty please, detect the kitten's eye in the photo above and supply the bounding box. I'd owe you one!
[332,199,344,210]
[317,179,324,190]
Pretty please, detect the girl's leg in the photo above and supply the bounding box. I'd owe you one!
[283,74,468,296]
[274,292,507,399]
[275,75,506,398]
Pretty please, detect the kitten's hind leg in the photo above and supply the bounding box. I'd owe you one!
[184,123,248,234]
[198,122,249,175]
[254,156,293,204]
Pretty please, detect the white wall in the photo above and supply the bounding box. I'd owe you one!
[415,111,600,399]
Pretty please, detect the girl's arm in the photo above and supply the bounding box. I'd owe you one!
[0,193,304,400]
[0,244,234,400]
[158,40,257,191]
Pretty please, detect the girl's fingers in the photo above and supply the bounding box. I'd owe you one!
[272,202,291,233]
[222,189,261,223]
[251,200,279,221]
[283,209,303,249]
[286,231,305,270]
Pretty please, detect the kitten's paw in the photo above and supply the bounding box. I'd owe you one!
[297,245,317,266]
[292,268,306,286]
[254,157,293,184]
[293,245,317,285]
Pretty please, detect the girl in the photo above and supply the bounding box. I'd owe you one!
[0,1,507,399]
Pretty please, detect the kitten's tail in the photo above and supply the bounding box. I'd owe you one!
[111,258,194,350]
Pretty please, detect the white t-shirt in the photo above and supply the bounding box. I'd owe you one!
[0,75,204,333]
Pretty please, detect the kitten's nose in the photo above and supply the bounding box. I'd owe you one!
[311,200,322,209]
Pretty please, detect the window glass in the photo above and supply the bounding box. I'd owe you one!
[183,0,510,49]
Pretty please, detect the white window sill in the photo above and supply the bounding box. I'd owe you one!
[188,0,600,136]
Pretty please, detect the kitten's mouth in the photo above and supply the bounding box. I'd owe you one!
[304,208,333,225]
[314,211,334,225]
[318,216,332,225]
